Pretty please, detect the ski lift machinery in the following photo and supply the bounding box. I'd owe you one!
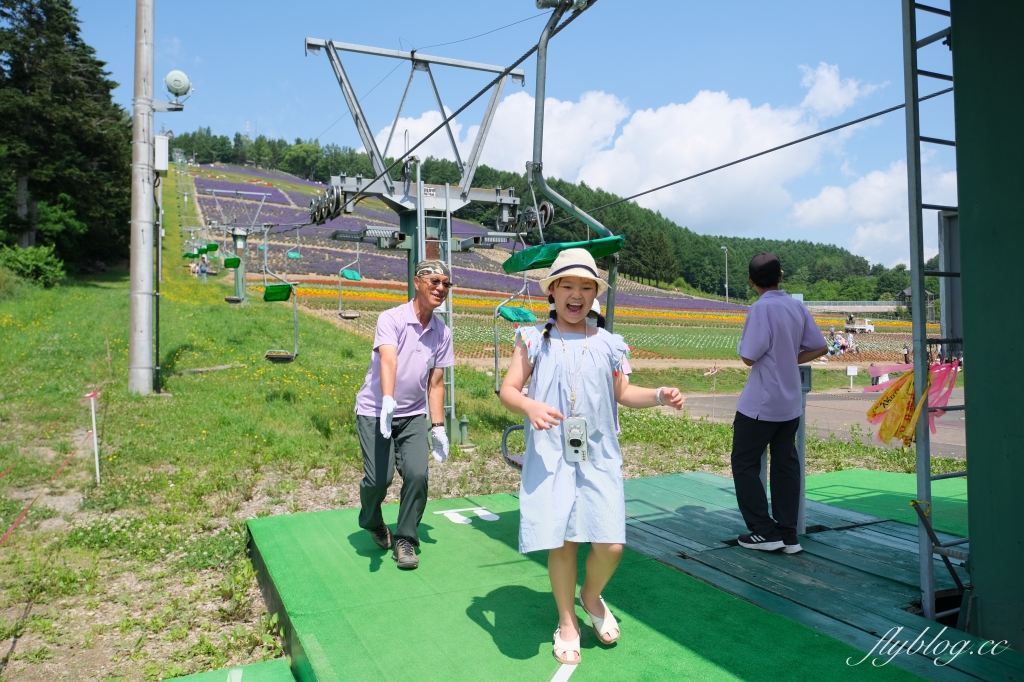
[499,0,624,471]
[303,34,530,440]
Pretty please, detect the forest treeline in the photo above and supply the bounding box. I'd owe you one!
[176,127,932,302]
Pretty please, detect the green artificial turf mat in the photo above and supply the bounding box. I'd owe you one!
[248,494,925,681]
[169,658,293,681]
[805,469,967,536]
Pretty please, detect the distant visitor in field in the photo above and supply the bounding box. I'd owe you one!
[731,253,827,554]
[499,248,684,666]
[353,260,454,570]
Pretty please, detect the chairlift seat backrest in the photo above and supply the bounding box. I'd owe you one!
[499,307,537,323]
[341,269,362,281]
[501,235,624,274]
[264,284,293,302]
[224,257,241,269]
[286,251,302,260]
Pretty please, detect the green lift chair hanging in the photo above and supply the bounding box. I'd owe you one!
[337,243,362,320]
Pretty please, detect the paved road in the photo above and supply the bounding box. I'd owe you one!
[669,388,966,459]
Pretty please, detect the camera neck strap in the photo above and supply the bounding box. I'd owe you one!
[554,321,590,418]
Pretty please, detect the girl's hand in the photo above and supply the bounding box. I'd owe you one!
[525,400,564,430]
[661,387,684,410]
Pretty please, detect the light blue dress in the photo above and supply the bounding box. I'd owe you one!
[515,324,630,554]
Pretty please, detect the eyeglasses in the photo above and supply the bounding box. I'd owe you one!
[419,276,453,290]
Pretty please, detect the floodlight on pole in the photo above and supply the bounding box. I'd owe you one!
[721,246,729,305]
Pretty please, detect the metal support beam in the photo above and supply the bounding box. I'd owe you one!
[424,64,464,174]
[460,75,507,200]
[382,66,416,161]
[902,0,936,620]
[323,41,393,194]
[306,39,526,82]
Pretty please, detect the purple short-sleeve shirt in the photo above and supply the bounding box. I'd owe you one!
[736,290,826,422]
[354,300,454,418]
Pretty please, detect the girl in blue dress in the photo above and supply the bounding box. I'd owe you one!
[499,249,683,666]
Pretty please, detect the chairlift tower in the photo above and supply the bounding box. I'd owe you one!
[304,38,529,439]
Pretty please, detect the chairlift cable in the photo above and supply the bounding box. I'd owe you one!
[417,11,553,51]
[323,1,597,220]
[549,86,954,226]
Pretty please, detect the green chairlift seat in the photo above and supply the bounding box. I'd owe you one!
[286,251,302,260]
[501,235,624,274]
[258,244,266,251]
[206,243,219,252]
[341,269,362,281]
[498,306,537,324]
[224,257,241,269]
[198,246,208,255]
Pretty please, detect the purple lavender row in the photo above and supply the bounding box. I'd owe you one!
[194,177,290,205]
[259,243,746,310]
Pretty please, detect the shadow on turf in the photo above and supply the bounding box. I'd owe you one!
[466,585,554,660]
[346,523,438,572]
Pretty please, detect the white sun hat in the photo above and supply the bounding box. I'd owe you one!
[589,299,602,315]
[537,248,608,295]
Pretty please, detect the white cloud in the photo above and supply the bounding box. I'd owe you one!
[800,62,880,118]
[576,90,821,228]
[372,107,467,164]
[370,90,629,183]
[791,160,958,266]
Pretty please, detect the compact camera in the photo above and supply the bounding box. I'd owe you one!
[563,417,588,462]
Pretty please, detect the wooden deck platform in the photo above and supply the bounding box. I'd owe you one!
[623,472,1023,682]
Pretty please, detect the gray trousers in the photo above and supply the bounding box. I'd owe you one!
[356,414,429,545]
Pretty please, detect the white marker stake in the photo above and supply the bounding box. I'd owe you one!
[86,391,101,484]
[847,366,858,391]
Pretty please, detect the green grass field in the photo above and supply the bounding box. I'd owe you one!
[0,168,964,680]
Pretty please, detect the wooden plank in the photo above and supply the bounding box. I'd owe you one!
[624,517,712,554]
[624,495,736,550]
[624,484,745,547]
[626,525,972,682]
[800,536,966,593]
[690,547,1024,680]
[808,530,968,589]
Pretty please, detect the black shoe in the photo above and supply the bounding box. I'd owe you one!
[392,538,419,570]
[368,524,392,550]
[782,537,803,554]
[737,532,784,551]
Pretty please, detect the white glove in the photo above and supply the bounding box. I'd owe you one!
[379,396,397,438]
[431,426,449,463]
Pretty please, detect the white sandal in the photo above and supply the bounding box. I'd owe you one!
[579,594,619,644]
[553,626,581,665]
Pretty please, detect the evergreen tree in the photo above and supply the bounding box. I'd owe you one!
[0,0,131,260]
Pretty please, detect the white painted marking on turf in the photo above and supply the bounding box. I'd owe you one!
[433,506,501,521]
[226,669,243,682]
[444,511,472,524]
[550,663,577,681]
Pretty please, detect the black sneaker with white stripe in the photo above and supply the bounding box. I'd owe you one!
[737,532,784,551]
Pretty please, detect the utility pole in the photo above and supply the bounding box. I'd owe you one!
[128,0,155,395]
[721,246,729,304]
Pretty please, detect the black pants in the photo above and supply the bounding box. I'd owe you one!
[730,411,801,540]
[356,415,429,545]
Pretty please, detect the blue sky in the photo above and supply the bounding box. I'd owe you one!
[77,0,957,267]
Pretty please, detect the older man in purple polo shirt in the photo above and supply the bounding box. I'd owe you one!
[732,253,827,554]
[354,260,454,570]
